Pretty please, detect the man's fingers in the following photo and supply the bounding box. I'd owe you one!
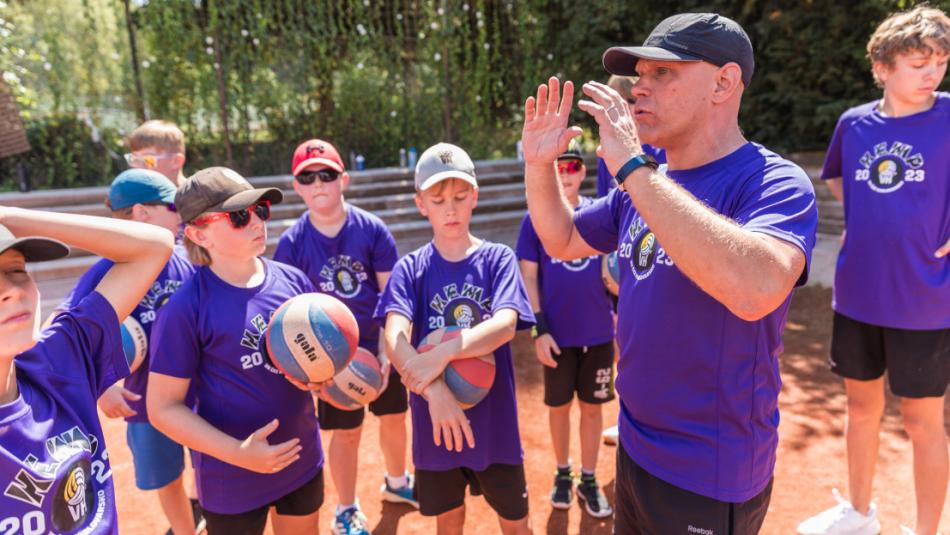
[577,99,609,124]
[536,83,549,119]
[524,96,536,124]
[546,77,560,115]
[583,81,624,110]
[559,80,575,118]
[558,128,584,153]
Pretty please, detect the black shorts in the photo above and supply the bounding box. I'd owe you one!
[543,341,615,407]
[830,312,950,398]
[615,444,772,535]
[415,463,528,521]
[202,469,324,535]
[318,367,409,430]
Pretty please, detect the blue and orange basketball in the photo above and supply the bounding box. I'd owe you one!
[318,347,384,410]
[266,293,359,383]
[602,250,620,295]
[120,316,147,373]
[418,326,495,409]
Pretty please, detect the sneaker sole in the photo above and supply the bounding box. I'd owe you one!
[380,485,420,509]
[797,522,881,535]
[576,488,613,519]
[551,499,573,510]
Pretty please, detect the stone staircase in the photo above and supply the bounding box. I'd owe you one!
[0,154,840,312]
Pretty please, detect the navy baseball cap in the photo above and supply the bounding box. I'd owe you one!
[603,13,755,87]
[107,169,177,210]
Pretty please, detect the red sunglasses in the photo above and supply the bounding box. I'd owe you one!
[191,200,271,228]
[557,160,583,174]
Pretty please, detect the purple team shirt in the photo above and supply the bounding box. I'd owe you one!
[374,241,534,471]
[274,204,398,351]
[59,246,196,423]
[575,142,817,502]
[822,92,950,329]
[149,258,323,514]
[1,292,125,534]
[516,196,614,348]
[596,143,666,198]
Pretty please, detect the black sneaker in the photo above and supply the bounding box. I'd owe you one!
[550,468,574,509]
[577,475,613,519]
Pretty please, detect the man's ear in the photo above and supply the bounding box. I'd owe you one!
[712,63,744,103]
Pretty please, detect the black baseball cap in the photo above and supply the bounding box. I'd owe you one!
[0,224,69,262]
[557,141,584,162]
[603,13,754,87]
[176,167,283,224]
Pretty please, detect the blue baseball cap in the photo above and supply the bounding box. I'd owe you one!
[107,169,177,210]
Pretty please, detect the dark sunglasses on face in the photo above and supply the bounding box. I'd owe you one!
[191,200,271,229]
[557,160,583,174]
[143,201,177,213]
[295,169,340,185]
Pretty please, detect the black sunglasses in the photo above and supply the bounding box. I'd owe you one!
[295,169,340,185]
[143,201,177,213]
[192,200,271,229]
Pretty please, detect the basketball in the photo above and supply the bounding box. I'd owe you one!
[602,251,620,296]
[266,293,360,383]
[318,347,384,410]
[120,316,147,374]
[418,326,496,409]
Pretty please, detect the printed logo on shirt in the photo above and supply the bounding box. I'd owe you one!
[318,255,369,299]
[550,256,593,272]
[2,427,110,532]
[136,279,184,324]
[855,141,926,193]
[428,283,491,330]
[240,313,282,374]
[617,218,674,281]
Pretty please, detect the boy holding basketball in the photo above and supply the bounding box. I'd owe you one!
[798,6,950,535]
[274,139,413,535]
[516,144,614,518]
[125,120,188,187]
[0,206,174,533]
[54,169,199,535]
[147,168,326,534]
[376,143,535,535]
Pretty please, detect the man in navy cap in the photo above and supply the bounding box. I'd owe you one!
[521,13,818,533]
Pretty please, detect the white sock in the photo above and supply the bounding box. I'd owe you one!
[336,503,356,514]
[386,472,408,488]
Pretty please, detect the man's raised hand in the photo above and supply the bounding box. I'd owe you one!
[522,77,584,166]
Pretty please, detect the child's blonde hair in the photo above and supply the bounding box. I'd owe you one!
[868,5,950,86]
[127,120,186,154]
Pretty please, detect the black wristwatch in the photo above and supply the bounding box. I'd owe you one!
[614,154,659,186]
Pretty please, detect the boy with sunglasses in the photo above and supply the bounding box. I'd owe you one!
[148,168,327,534]
[274,139,412,535]
[53,168,200,535]
[516,144,614,518]
[125,120,188,187]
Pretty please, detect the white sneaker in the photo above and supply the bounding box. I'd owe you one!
[602,426,618,445]
[899,525,944,535]
[797,489,881,535]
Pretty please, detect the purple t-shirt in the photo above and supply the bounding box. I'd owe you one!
[59,246,196,423]
[1,292,125,534]
[596,144,666,198]
[149,258,323,514]
[821,92,950,329]
[575,142,817,502]
[374,241,534,471]
[516,196,614,348]
[274,204,398,351]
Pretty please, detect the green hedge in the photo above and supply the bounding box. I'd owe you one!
[2,0,948,190]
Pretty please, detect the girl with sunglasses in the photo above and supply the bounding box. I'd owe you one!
[147,167,327,534]
[275,139,412,535]
[0,206,174,533]
[51,169,201,535]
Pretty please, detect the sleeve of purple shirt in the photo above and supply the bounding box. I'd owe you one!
[488,246,535,330]
[372,221,399,273]
[56,258,113,312]
[148,290,201,380]
[514,214,541,263]
[820,113,847,180]
[373,256,416,323]
[574,188,624,254]
[734,165,818,287]
[273,228,296,265]
[41,291,125,398]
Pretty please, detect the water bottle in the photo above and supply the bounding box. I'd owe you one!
[399,148,407,168]
[355,154,366,171]
[349,151,357,170]
[407,147,418,170]
[516,140,524,161]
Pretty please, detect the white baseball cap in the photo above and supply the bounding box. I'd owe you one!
[414,143,478,191]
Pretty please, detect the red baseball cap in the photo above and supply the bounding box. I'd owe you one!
[291,139,345,176]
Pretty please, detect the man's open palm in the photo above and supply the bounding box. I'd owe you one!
[521,77,584,166]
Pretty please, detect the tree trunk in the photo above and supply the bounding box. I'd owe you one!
[123,0,147,122]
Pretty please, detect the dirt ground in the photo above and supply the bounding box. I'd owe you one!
[105,286,948,534]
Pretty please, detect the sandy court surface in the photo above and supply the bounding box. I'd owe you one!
[104,286,948,534]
